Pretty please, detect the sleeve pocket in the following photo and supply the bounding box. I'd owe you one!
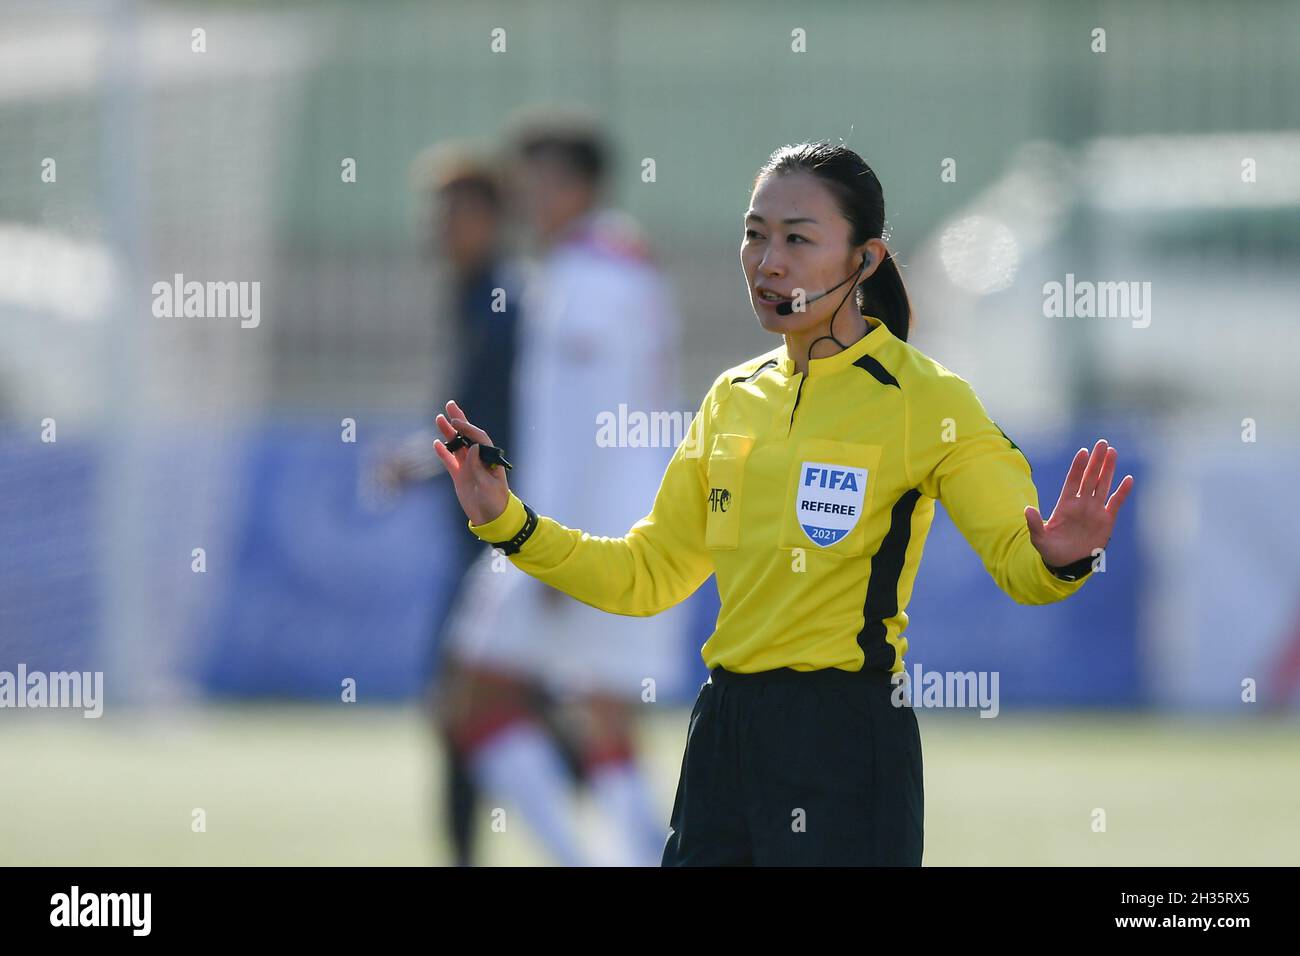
[704,433,754,550]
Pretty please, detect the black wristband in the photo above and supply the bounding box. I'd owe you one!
[489,501,539,556]
[1044,551,1097,582]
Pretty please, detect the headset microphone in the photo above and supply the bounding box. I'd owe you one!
[776,252,873,365]
[773,263,863,317]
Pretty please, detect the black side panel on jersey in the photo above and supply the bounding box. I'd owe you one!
[856,488,922,671]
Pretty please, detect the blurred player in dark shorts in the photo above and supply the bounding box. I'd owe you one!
[439,109,687,866]
[379,141,554,865]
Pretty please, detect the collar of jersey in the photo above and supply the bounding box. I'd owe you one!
[778,314,891,379]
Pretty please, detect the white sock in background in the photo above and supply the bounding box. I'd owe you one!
[588,759,669,866]
[468,721,588,867]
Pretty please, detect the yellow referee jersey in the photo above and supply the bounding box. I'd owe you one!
[466,314,1092,674]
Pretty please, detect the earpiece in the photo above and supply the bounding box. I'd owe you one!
[800,249,873,365]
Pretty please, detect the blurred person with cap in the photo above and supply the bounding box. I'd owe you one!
[378,140,528,867]
[439,107,689,866]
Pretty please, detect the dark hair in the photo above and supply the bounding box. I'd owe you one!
[441,175,502,212]
[755,142,911,342]
[510,114,609,188]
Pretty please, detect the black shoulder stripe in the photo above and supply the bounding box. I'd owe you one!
[852,354,900,389]
[730,358,778,385]
[994,422,1032,475]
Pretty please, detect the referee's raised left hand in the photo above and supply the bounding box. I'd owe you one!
[433,399,511,527]
[1025,438,1133,567]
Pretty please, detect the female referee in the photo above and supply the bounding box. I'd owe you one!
[432,141,1134,867]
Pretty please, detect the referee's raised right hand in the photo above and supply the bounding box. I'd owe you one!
[433,399,510,527]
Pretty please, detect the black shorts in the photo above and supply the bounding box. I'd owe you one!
[660,664,924,866]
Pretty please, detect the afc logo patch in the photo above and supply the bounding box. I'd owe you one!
[796,461,868,546]
[708,487,732,513]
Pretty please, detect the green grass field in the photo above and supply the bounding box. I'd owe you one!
[3,704,1297,866]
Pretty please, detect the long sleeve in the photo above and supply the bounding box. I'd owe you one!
[464,377,720,617]
[911,369,1090,606]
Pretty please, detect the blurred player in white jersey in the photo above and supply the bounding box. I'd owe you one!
[440,109,689,865]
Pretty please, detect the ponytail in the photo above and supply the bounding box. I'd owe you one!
[857,251,911,343]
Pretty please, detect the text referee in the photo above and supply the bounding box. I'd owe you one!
[433,142,1134,866]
